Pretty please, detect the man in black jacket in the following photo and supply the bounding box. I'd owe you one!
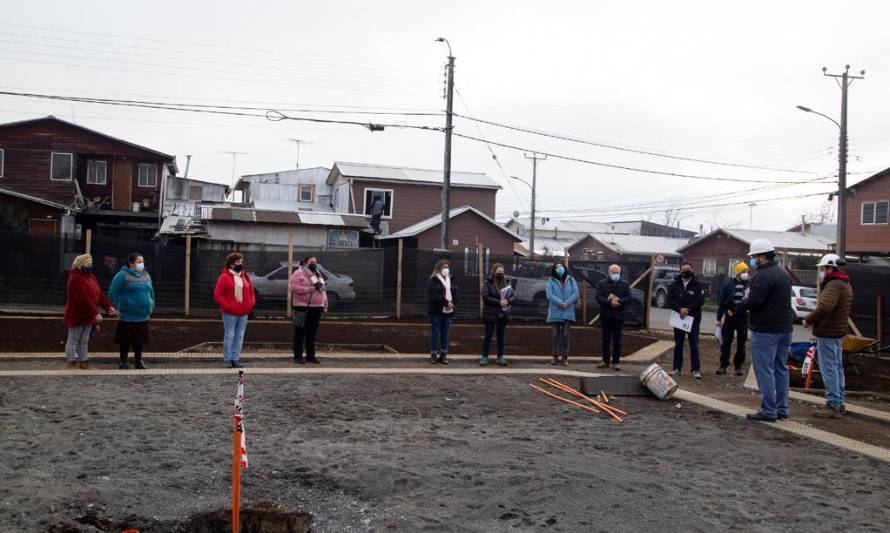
[595,264,632,370]
[741,238,793,422]
[668,261,706,378]
[716,261,750,376]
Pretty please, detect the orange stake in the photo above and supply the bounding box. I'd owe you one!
[232,416,241,533]
[541,378,627,421]
[529,384,601,414]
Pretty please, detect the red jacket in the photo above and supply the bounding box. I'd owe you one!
[213,268,256,317]
[64,269,113,327]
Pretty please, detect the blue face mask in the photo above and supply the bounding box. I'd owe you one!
[749,258,758,268]
[555,266,565,277]
[610,273,620,282]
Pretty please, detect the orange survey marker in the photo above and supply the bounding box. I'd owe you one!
[541,378,626,422]
[232,370,248,533]
[529,383,601,414]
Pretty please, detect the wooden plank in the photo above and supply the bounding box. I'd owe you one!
[84,228,92,255]
[184,234,192,317]
[644,255,657,330]
[396,239,404,319]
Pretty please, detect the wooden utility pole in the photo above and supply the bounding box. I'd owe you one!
[437,38,455,251]
[478,244,484,319]
[286,234,294,318]
[396,239,404,319]
[184,234,192,317]
[84,229,92,254]
[645,255,657,330]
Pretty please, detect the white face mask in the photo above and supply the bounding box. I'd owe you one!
[818,271,826,282]
[609,273,620,282]
[135,263,145,272]
[740,272,748,281]
[440,268,450,278]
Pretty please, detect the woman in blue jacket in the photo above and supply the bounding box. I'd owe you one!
[109,252,155,369]
[545,260,579,366]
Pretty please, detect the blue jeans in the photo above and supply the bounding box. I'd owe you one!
[751,331,792,418]
[672,318,701,372]
[222,312,248,362]
[817,337,845,409]
[429,314,452,354]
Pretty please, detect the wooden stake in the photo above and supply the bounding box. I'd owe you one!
[878,295,883,343]
[184,234,192,317]
[541,378,626,420]
[478,244,484,319]
[286,234,294,318]
[644,255,657,331]
[396,239,404,319]
[84,228,92,254]
[231,415,241,533]
[581,280,588,325]
[529,384,600,414]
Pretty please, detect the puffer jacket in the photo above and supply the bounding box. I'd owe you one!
[743,259,793,334]
[482,277,515,323]
[805,270,853,338]
[546,275,579,323]
[108,267,155,323]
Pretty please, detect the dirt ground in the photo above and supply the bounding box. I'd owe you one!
[0,317,653,356]
[2,373,890,533]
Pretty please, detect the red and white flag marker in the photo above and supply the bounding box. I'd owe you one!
[232,370,248,533]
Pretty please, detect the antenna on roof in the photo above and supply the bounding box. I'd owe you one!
[285,138,313,170]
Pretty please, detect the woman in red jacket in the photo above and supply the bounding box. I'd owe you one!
[213,252,256,368]
[64,254,116,369]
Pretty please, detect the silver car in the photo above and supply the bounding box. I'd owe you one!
[251,262,356,307]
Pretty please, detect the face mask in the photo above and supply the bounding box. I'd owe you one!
[135,263,145,272]
[555,266,566,277]
[818,271,826,282]
[495,273,504,280]
[681,271,692,279]
[610,273,620,282]
[749,258,758,268]
[231,264,243,273]
[440,268,450,278]
[740,272,749,281]
[81,266,93,274]
[308,263,318,272]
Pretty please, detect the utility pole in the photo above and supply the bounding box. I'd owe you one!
[437,37,455,251]
[748,202,756,229]
[524,153,546,258]
[823,65,865,259]
[220,151,247,202]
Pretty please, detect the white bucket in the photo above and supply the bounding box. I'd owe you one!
[640,363,678,400]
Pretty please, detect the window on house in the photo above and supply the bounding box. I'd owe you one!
[363,188,393,217]
[189,185,203,201]
[299,185,314,203]
[50,152,73,181]
[0,148,4,177]
[138,163,158,188]
[861,201,889,225]
[86,160,107,185]
[702,258,717,276]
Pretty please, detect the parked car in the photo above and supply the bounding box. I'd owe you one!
[791,285,818,322]
[509,261,645,325]
[250,262,356,307]
[650,266,710,308]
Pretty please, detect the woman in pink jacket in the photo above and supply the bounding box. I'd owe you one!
[289,255,328,364]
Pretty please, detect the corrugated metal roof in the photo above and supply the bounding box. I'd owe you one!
[678,228,835,253]
[254,211,299,224]
[508,217,618,236]
[584,234,689,256]
[252,199,335,213]
[378,205,522,241]
[298,212,366,228]
[516,237,573,257]
[332,162,500,190]
[203,206,365,228]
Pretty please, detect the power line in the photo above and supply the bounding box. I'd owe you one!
[454,113,814,174]
[451,132,833,185]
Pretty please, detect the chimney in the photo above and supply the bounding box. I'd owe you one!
[800,215,806,235]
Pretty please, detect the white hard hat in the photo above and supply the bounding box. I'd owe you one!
[816,253,844,268]
[748,238,775,256]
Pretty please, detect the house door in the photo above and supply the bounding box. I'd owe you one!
[112,157,133,211]
[29,218,57,236]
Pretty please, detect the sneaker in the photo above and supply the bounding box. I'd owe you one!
[562,358,568,367]
[496,357,506,367]
[430,353,439,364]
[78,361,90,370]
[596,362,610,369]
[777,413,789,420]
[134,360,147,370]
[734,367,745,376]
[716,367,727,375]
[440,354,449,365]
[670,369,680,376]
[306,357,320,365]
[839,405,846,414]
[693,371,702,379]
[612,365,621,371]
[480,357,489,366]
[746,412,777,422]
[293,357,305,365]
[230,360,244,369]
[66,361,78,370]
[550,357,558,366]
[813,406,843,419]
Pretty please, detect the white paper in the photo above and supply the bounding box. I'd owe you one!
[714,327,723,345]
[669,311,695,332]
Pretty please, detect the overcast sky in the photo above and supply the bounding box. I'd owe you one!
[2,1,888,232]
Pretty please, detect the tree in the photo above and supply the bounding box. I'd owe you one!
[0,205,29,232]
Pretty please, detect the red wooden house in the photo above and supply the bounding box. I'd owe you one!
[0,116,177,239]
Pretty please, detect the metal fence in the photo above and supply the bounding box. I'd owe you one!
[0,231,654,326]
[846,263,890,348]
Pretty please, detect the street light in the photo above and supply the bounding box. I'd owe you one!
[796,103,846,256]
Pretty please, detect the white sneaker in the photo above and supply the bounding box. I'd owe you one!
[693,371,702,379]
[670,369,680,376]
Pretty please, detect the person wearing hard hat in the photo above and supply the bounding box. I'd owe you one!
[803,253,853,419]
[741,238,793,422]
[715,262,750,376]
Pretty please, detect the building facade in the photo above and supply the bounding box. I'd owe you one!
[847,168,890,256]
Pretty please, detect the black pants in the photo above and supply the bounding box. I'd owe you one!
[720,315,748,369]
[482,318,507,358]
[293,307,324,360]
[600,317,624,364]
[673,318,701,372]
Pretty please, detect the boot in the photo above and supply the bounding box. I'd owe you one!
[596,362,610,369]
[66,361,78,370]
[813,406,843,419]
[429,352,438,364]
[293,356,306,365]
[134,354,147,370]
[562,357,568,367]
[439,352,449,365]
[78,361,90,370]
[550,356,558,365]
[119,354,129,370]
[716,367,727,375]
